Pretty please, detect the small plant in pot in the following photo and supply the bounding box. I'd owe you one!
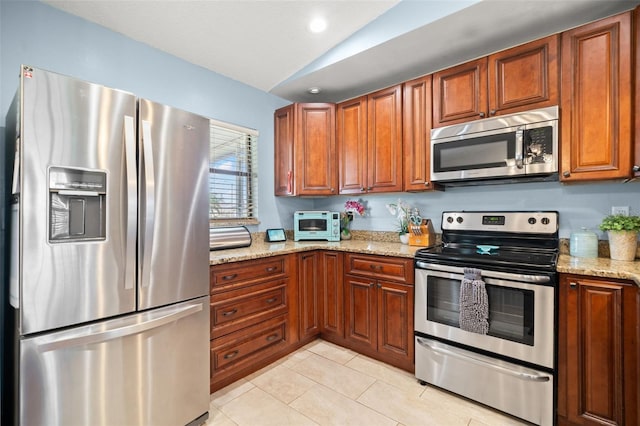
[599,214,640,261]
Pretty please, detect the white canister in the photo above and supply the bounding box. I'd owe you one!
[570,228,598,258]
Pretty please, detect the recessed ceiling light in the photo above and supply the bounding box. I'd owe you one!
[308,87,321,94]
[309,17,327,33]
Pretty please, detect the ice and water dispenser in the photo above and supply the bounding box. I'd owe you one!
[48,167,107,242]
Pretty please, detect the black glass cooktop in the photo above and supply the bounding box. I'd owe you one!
[415,243,558,272]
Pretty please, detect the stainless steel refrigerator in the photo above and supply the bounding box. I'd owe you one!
[5,65,210,425]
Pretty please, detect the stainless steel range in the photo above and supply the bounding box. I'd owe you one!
[414,211,558,426]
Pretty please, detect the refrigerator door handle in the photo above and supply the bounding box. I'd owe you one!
[37,302,203,352]
[141,120,155,288]
[124,115,137,290]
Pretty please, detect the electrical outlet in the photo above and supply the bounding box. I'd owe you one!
[611,206,629,216]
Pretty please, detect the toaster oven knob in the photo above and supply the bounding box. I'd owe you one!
[456,217,463,223]
[541,217,550,225]
[528,217,537,225]
[446,216,454,223]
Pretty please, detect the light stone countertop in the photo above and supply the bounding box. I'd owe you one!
[209,235,640,287]
[557,254,640,286]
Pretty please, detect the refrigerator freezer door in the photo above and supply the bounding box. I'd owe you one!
[18,66,137,334]
[19,297,210,426]
[138,99,209,309]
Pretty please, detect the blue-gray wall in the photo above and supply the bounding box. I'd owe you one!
[1,0,638,240]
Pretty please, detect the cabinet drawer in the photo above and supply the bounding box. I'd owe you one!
[210,280,287,338]
[345,253,414,283]
[211,315,288,374]
[210,257,286,292]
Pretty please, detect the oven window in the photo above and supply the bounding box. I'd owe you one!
[426,276,535,346]
[298,218,327,232]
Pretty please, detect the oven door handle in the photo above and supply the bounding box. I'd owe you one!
[416,337,550,383]
[415,261,550,284]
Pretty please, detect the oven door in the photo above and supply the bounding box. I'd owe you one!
[414,262,555,369]
[430,126,524,182]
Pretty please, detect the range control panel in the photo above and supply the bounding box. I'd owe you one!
[441,211,558,234]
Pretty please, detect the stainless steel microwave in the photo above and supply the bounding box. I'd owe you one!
[430,106,559,186]
[294,211,340,242]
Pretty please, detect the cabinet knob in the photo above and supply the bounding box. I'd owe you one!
[479,112,485,118]
[424,181,430,187]
[360,187,366,192]
[569,282,577,289]
[330,188,335,192]
[367,187,373,191]
[369,282,375,288]
[377,283,382,289]
[562,171,570,178]
[489,109,496,116]
[633,165,640,173]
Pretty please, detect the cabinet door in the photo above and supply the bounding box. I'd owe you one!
[488,35,559,116]
[337,96,368,194]
[298,252,320,341]
[367,85,403,193]
[319,251,344,339]
[403,75,436,192]
[560,12,632,182]
[558,275,638,426]
[433,58,488,127]
[274,104,295,196]
[634,6,640,179]
[344,274,377,351]
[376,280,413,370]
[295,103,337,196]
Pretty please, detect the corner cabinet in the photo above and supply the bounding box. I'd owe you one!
[403,75,437,192]
[634,6,640,179]
[433,35,559,127]
[560,12,633,182]
[557,274,639,426]
[343,253,414,371]
[338,85,403,194]
[274,103,337,196]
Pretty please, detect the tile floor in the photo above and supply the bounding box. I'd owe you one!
[207,339,529,426]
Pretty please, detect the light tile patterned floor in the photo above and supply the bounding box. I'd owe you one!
[207,339,529,426]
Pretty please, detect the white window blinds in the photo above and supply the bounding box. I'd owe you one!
[209,119,258,224]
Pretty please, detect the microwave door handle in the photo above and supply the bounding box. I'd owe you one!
[515,129,524,169]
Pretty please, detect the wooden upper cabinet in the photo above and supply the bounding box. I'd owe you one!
[367,85,403,193]
[403,75,436,192]
[433,36,559,128]
[488,34,559,115]
[337,96,368,194]
[338,85,402,194]
[274,103,337,196]
[433,58,488,127]
[560,12,633,182]
[274,104,295,196]
[634,6,640,179]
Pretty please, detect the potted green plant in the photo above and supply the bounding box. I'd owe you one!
[599,214,640,261]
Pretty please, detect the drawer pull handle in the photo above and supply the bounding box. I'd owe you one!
[266,333,279,342]
[369,264,383,271]
[222,309,238,317]
[265,297,277,304]
[265,266,277,273]
[222,274,238,281]
[223,350,239,359]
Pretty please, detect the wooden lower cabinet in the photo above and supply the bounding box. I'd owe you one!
[557,274,639,425]
[318,251,344,340]
[343,254,414,372]
[209,255,298,393]
[298,252,320,342]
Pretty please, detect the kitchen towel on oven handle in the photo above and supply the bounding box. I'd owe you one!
[459,268,489,334]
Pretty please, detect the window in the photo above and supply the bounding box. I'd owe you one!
[209,119,258,225]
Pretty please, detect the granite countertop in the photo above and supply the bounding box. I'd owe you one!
[210,233,640,287]
[557,254,640,286]
[209,239,421,265]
